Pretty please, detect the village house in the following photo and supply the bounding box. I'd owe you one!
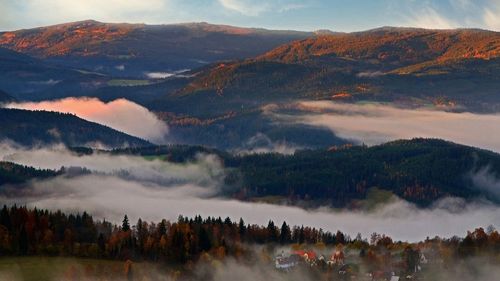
[328,248,345,266]
[274,252,301,271]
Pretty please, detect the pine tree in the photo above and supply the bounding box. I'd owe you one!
[280,221,291,245]
[158,220,167,236]
[122,215,130,232]
[238,218,246,240]
[267,220,278,243]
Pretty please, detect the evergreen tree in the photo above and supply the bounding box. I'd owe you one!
[158,220,167,236]
[279,221,291,245]
[122,215,130,232]
[238,218,246,240]
[267,220,278,243]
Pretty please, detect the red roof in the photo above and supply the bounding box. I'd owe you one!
[293,250,317,260]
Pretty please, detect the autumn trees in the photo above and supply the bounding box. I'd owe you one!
[1,205,498,271]
[0,206,353,264]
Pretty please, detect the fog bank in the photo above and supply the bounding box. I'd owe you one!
[2,175,498,242]
[290,101,500,152]
[4,97,169,143]
[0,143,498,242]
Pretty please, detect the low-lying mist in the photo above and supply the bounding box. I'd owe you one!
[1,143,498,242]
[287,101,500,152]
[2,254,500,281]
[0,142,223,187]
[3,97,169,144]
[234,133,301,155]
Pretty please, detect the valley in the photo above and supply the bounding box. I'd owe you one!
[1,3,499,279]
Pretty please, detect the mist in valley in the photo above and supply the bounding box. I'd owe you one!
[2,101,500,280]
[0,142,498,243]
[4,97,169,144]
[282,101,500,153]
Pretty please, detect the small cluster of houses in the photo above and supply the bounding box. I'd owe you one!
[274,247,430,281]
[275,248,345,270]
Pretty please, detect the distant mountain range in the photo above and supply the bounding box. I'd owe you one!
[0,108,150,148]
[0,20,312,76]
[142,27,500,148]
[1,21,500,149]
[170,27,500,114]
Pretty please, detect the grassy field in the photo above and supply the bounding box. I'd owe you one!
[142,155,169,161]
[0,257,168,281]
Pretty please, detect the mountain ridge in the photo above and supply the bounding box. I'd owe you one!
[167,27,500,114]
[0,20,313,76]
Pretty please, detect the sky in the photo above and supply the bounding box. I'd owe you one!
[1,0,499,32]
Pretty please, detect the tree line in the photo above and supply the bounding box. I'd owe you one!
[1,205,499,267]
[0,205,352,263]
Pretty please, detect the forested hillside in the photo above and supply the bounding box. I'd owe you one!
[2,138,497,207]
[112,139,500,207]
[159,28,500,114]
[0,162,59,184]
[225,139,500,207]
[0,108,150,148]
[0,20,312,76]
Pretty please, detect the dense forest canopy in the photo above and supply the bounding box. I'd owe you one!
[224,139,500,206]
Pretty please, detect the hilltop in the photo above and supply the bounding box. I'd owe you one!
[0,20,312,76]
[174,28,500,111]
[0,108,151,148]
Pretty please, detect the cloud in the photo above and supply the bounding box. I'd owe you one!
[356,71,386,78]
[234,133,302,155]
[0,143,223,187]
[483,6,500,30]
[145,69,192,79]
[0,143,498,242]
[2,0,500,33]
[278,3,308,13]
[0,0,170,29]
[288,101,500,153]
[450,0,475,10]
[2,174,498,242]
[4,97,169,144]
[399,0,500,31]
[146,72,176,79]
[217,0,306,16]
[405,7,457,29]
[218,0,270,16]
[469,166,500,200]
